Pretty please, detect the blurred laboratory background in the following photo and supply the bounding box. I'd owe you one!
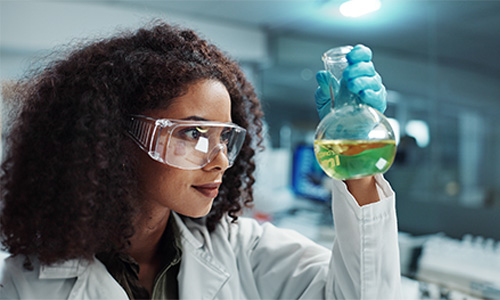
[2,1,500,299]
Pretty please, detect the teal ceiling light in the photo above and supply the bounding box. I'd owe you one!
[339,0,381,17]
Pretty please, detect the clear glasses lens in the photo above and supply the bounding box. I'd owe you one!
[128,116,246,170]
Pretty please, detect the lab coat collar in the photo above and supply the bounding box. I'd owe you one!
[172,212,204,249]
[39,258,89,279]
[172,212,231,300]
[37,213,231,299]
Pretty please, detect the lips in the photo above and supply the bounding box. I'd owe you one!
[192,183,221,199]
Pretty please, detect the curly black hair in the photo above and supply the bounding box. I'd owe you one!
[0,21,264,267]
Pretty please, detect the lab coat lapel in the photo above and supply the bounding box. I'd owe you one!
[177,245,230,299]
[173,213,230,300]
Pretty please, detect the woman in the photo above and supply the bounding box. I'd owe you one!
[0,21,401,299]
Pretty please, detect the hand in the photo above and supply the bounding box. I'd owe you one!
[315,44,387,120]
[345,176,380,206]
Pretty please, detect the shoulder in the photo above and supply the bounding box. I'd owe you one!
[176,213,264,242]
[0,254,126,299]
[173,213,265,252]
[0,254,41,299]
[229,217,327,252]
[0,254,37,281]
[0,254,85,299]
[173,213,329,261]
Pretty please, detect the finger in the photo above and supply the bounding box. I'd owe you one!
[316,95,332,120]
[343,61,376,79]
[347,75,382,94]
[316,70,331,98]
[315,86,330,108]
[359,87,387,113]
[346,44,372,64]
[316,70,340,103]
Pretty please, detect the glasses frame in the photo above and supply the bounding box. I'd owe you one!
[126,114,247,170]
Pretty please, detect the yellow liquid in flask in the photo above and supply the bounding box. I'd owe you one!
[314,139,396,180]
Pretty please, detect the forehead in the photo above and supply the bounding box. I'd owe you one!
[151,79,232,122]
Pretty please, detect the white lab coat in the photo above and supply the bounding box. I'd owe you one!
[0,174,401,299]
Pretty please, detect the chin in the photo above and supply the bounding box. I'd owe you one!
[181,205,213,219]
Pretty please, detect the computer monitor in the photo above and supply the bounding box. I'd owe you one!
[291,144,331,203]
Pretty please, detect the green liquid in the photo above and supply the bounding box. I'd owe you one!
[314,139,396,180]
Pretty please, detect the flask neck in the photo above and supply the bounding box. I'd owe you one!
[322,45,359,110]
[333,78,360,109]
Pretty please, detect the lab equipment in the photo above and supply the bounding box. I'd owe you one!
[417,234,500,299]
[291,145,331,202]
[314,45,396,180]
[127,115,246,170]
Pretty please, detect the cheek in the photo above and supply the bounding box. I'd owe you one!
[145,165,181,193]
[174,141,187,156]
[139,159,192,205]
[137,154,177,196]
[153,175,180,203]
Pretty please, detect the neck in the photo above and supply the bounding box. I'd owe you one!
[128,206,171,264]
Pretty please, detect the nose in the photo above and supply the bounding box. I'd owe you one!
[203,144,230,171]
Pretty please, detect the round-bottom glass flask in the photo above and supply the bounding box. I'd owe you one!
[314,46,397,180]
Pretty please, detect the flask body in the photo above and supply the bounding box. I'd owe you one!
[314,46,396,180]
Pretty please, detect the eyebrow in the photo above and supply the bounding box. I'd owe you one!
[182,116,209,121]
[179,116,234,124]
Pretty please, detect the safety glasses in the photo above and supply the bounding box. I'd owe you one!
[127,115,247,170]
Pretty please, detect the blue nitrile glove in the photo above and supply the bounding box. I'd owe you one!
[315,44,387,120]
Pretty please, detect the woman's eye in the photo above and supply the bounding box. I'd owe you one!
[182,127,207,140]
[220,129,231,144]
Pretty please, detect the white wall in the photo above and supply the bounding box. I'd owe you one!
[0,1,267,80]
